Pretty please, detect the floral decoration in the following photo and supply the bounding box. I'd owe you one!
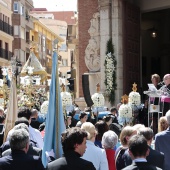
[61,92,72,106]
[128,92,141,105]
[118,104,133,126]
[17,87,48,111]
[91,93,105,107]
[104,38,117,105]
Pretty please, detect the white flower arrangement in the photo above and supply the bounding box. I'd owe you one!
[104,39,117,105]
[61,92,72,106]
[128,92,141,105]
[105,52,115,94]
[91,93,105,107]
[41,101,49,114]
[119,104,132,118]
[118,104,133,126]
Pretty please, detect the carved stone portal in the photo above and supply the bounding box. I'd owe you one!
[85,12,100,72]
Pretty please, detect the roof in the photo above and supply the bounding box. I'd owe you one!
[32,8,47,11]
[30,10,77,25]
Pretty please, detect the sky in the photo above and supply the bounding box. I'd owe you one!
[32,0,77,11]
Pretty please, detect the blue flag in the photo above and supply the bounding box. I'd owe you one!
[42,50,66,167]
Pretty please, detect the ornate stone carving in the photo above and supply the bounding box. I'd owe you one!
[85,12,100,72]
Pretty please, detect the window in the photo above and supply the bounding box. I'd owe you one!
[14,25,19,35]
[14,2,18,13]
[21,27,25,39]
[20,50,25,62]
[14,49,19,57]
[20,5,24,16]
[0,40,2,48]
[43,47,46,52]
[62,59,68,66]
[59,44,67,51]
[42,37,46,47]
[70,50,74,62]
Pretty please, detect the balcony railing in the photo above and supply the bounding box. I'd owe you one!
[0,19,13,36]
[0,48,12,60]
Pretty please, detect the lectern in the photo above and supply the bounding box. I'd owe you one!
[144,91,163,127]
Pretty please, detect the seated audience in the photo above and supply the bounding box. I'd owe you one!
[47,127,95,170]
[122,135,161,170]
[102,130,118,170]
[0,128,45,170]
[81,122,109,170]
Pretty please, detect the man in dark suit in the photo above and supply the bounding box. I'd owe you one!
[138,127,164,169]
[0,128,45,170]
[122,135,161,170]
[47,127,96,170]
[155,110,170,170]
[122,127,164,169]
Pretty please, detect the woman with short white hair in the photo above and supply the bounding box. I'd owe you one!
[81,122,109,170]
[102,130,118,170]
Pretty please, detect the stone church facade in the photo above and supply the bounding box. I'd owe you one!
[77,0,170,108]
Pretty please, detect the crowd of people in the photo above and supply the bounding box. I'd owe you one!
[0,73,170,169]
[0,103,169,170]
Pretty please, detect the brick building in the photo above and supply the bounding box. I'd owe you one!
[78,0,170,107]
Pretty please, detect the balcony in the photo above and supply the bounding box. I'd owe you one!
[0,48,13,60]
[0,19,13,36]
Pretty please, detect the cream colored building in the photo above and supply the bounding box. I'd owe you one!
[30,17,64,77]
[30,10,78,90]
[37,18,70,78]
[0,0,13,67]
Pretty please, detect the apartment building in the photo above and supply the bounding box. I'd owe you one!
[0,0,13,67]
[30,9,78,79]
[12,0,34,64]
[30,17,63,77]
